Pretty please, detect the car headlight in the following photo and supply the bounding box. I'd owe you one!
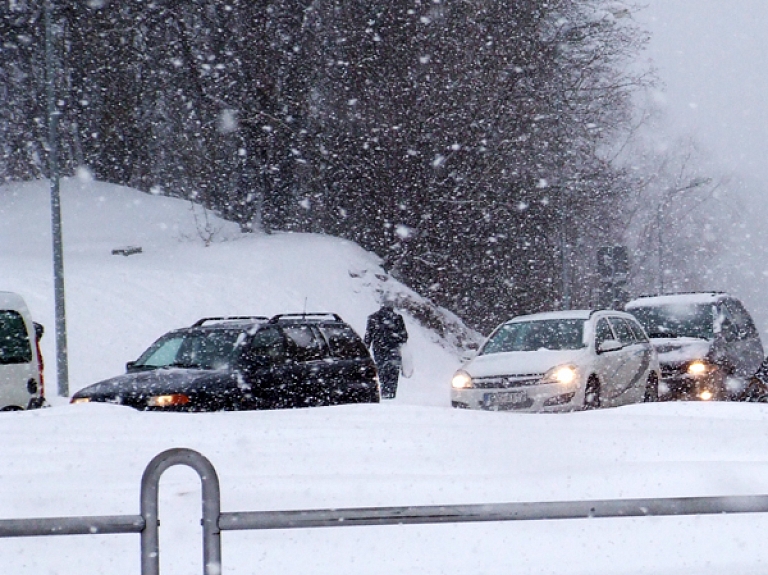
[541,365,579,387]
[451,370,473,389]
[147,393,190,407]
[687,360,711,376]
[70,397,91,404]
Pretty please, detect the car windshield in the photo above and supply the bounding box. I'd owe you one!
[481,319,586,354]
[133,330,243,370]
[629,304,714,340]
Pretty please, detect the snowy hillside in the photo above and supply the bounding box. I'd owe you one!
[0,176,476,403]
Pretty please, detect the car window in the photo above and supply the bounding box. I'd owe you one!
[138,335,185,367]
[319,326,369,359]
[608,317,636,346]
[0,310,32,364]
[724,299,758,340]
[594,318,615,347]
[246,327,285,359]
[283,325,328,361]
[626,318,649,343]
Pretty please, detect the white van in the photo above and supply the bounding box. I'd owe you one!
[0,292,45,410]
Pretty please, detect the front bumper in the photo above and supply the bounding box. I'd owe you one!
[658,366,727,401]
[451,381,581,413]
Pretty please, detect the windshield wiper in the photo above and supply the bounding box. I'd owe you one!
[163,361,204,369]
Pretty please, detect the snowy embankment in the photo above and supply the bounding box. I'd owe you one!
[2,178,768,575]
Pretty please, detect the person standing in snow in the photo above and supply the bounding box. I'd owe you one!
[364,302,408,399]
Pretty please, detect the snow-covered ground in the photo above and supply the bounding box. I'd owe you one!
[2,178,768,574]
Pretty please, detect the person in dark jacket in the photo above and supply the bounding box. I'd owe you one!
[364,303,408,399]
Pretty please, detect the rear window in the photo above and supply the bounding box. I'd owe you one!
[283,325,328,361]
[319,326,369,359]
[0,310,32,364]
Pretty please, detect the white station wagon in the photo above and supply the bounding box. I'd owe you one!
[451,310,660,412]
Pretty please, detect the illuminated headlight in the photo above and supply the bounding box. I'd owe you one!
[541,365,579,387]
[147,393,191,407]
[70,397,91,404]
[699,390,714,401]
[451,370,474,389]
[687,360,710,376]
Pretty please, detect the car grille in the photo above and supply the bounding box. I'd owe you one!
[472,374,544,389]
[660,363,687,380]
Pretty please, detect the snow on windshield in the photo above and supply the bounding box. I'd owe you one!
[481,319,586,354]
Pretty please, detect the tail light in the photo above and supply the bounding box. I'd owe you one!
[35,339,45,399]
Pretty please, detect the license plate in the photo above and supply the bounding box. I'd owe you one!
[483,390,528,408]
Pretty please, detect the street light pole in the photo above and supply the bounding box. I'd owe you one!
[45,0,70,397]
[561,195,571,310]
[656,177,712,296]
[657,203,664,295]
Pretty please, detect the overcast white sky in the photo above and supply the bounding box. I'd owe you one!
[635,1,768,329]
[640,1,768,197]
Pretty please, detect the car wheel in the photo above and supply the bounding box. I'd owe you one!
[584,376,601,410]
[644,373,659,403]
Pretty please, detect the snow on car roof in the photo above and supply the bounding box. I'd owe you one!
[625,292,724,309]
[506,309,593,323]
[0,291,28,311]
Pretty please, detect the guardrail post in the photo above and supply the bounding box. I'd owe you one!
[140,448,222,575]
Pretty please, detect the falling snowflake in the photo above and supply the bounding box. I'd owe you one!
[395,225,414,239]
[218,109,238,134]
[76,166,94,182]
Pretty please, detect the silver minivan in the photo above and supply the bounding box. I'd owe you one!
[0,292,45,410]
[625,292,764,401]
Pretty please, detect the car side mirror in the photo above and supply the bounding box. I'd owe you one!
[598,340,623,354]
[33,322,44,341]
[126,361,137,372]
[460,342,480,362]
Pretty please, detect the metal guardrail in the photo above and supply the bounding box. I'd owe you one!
[2,447,768,575]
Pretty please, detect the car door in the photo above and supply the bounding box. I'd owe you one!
[723,298,764,378]
[281,324,333,407]
[317,324,379,403]
[0,309,37,409]
[623,317,656,403]
[237,326,293,409]
[606,316,645,405]
[592,316,624,403]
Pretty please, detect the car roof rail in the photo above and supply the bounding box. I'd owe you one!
[632,291,726,299]
[268,312,344,324]
[191,316,269,327]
